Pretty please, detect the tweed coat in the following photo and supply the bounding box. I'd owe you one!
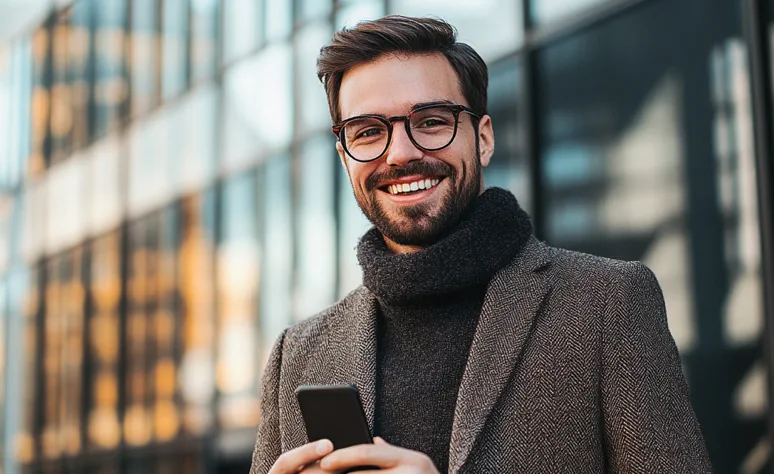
[249,237,712,473]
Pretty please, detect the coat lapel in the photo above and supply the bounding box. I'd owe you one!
[345,288,379,432]
[448,237,553,473]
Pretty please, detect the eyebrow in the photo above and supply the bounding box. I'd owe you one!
[344,99,456,120]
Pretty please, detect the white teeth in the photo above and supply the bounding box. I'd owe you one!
[387,178,442,195]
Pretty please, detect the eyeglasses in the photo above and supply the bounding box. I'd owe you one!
[332,103,481,163]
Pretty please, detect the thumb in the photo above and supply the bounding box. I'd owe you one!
[373,436,389,445]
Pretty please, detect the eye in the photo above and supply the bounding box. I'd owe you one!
[418,118,447,128]
[356,127,384,139]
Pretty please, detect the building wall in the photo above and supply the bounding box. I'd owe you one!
[0,0,769,473]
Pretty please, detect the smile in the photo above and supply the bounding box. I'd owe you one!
[386,178,441,196]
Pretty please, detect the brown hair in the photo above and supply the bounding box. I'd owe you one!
[317,15,488,124]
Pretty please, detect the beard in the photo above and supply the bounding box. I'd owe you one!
[352,151,482,247]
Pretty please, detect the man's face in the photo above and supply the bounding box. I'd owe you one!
[336,53,495,248]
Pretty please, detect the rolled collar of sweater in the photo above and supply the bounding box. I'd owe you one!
[357,187,533,306]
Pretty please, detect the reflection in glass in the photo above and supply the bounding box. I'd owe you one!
[259,156,293,368]
[30,26,50,175]
[93,0,127,139]
[190,0,219,82]
[179,191,216,434]
[296,22,332,131]
[296,136,337,319]
[266,0,293,42]
[87,232,122,449]
[530,0,608,26]
[335,0,384,30]
[338,164,371,298]
[217,173,260,429]
[222,44,293,169]
[152,207,180,442]
[161,0,189,100]
[130,0,159,117]
[298,0,331,23]
[49,10,73,163]
[16,269,39,464]
[390,0,523,61]
[485,56,530,211]
[222,0,262,65]
[125,217,153,446]
[68,1,91,151]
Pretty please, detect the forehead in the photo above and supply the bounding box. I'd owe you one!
[338,53,466,119]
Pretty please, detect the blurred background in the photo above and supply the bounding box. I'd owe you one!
[0,0,773,472]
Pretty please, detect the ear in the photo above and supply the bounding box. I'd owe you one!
[336,140,349,171]
[477,114,495,168]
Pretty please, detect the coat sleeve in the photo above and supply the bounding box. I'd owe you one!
[601,261,712,473]
[250,329,289,474]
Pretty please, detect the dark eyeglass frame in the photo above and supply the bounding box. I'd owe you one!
[331,103,482,163]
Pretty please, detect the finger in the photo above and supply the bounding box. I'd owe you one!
[320,444,404,471]
[270,440,334,473]
[373,437,388,445]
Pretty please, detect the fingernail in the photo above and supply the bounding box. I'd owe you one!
[316,439,332,454]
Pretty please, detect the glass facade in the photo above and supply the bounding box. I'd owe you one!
[0,0,771,473]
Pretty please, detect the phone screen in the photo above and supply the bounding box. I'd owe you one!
[295,384,374,450]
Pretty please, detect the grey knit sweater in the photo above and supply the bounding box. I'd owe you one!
[356,187,533,472]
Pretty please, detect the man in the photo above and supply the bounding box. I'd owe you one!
[250,15,711,474]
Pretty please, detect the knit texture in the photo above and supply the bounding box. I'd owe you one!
[356,187,533,472]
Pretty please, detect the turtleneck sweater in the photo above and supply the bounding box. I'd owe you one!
[356,187,533,473]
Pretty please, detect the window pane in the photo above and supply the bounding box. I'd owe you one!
[390,0,523,61]
[86,232,122,449]
[130,0,159,117]
[536,1,762,470]
[190,0,219,82]
[222,44,293,171]
[338,164,371,298]
[259,156,293,367]
[161,0,189,99]
[485,56,530,211]
[266,0,293,42]
[151,206,181,443]
[68,1,92,151]
[30,26,50,175]
[125,217,154,446]
[296,135,337,319]
[93,0,128,139]
[217,173,260,429]
[178,191,216,434]
[222,0,262,65]
[334,0,384,30]
[298,0,331,23]
[296,22,332,131]
[530,0,609,26]
[49,10,74,163]
[17,268,39,464]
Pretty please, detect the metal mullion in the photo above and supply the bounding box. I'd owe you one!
[742,2,774,472]
[520,0,543,239]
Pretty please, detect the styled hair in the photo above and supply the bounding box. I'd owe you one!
[316,15,488,124]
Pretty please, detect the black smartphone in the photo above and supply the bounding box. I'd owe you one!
[295,384,374,450]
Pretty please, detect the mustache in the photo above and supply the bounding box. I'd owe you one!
[365,161,454,191]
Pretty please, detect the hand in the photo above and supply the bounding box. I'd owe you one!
[318,437,440,473]
[268,439,335,474]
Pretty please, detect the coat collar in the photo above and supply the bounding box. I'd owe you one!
[341,236,553,472]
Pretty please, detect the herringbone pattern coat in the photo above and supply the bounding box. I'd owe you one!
[250,237,712,473]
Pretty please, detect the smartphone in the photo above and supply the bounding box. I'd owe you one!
[295,384,374,450]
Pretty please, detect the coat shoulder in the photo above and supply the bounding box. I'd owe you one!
[282,285,371,349]
[544,243,658,289]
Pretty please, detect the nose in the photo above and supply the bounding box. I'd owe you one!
[384,121,424,167]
